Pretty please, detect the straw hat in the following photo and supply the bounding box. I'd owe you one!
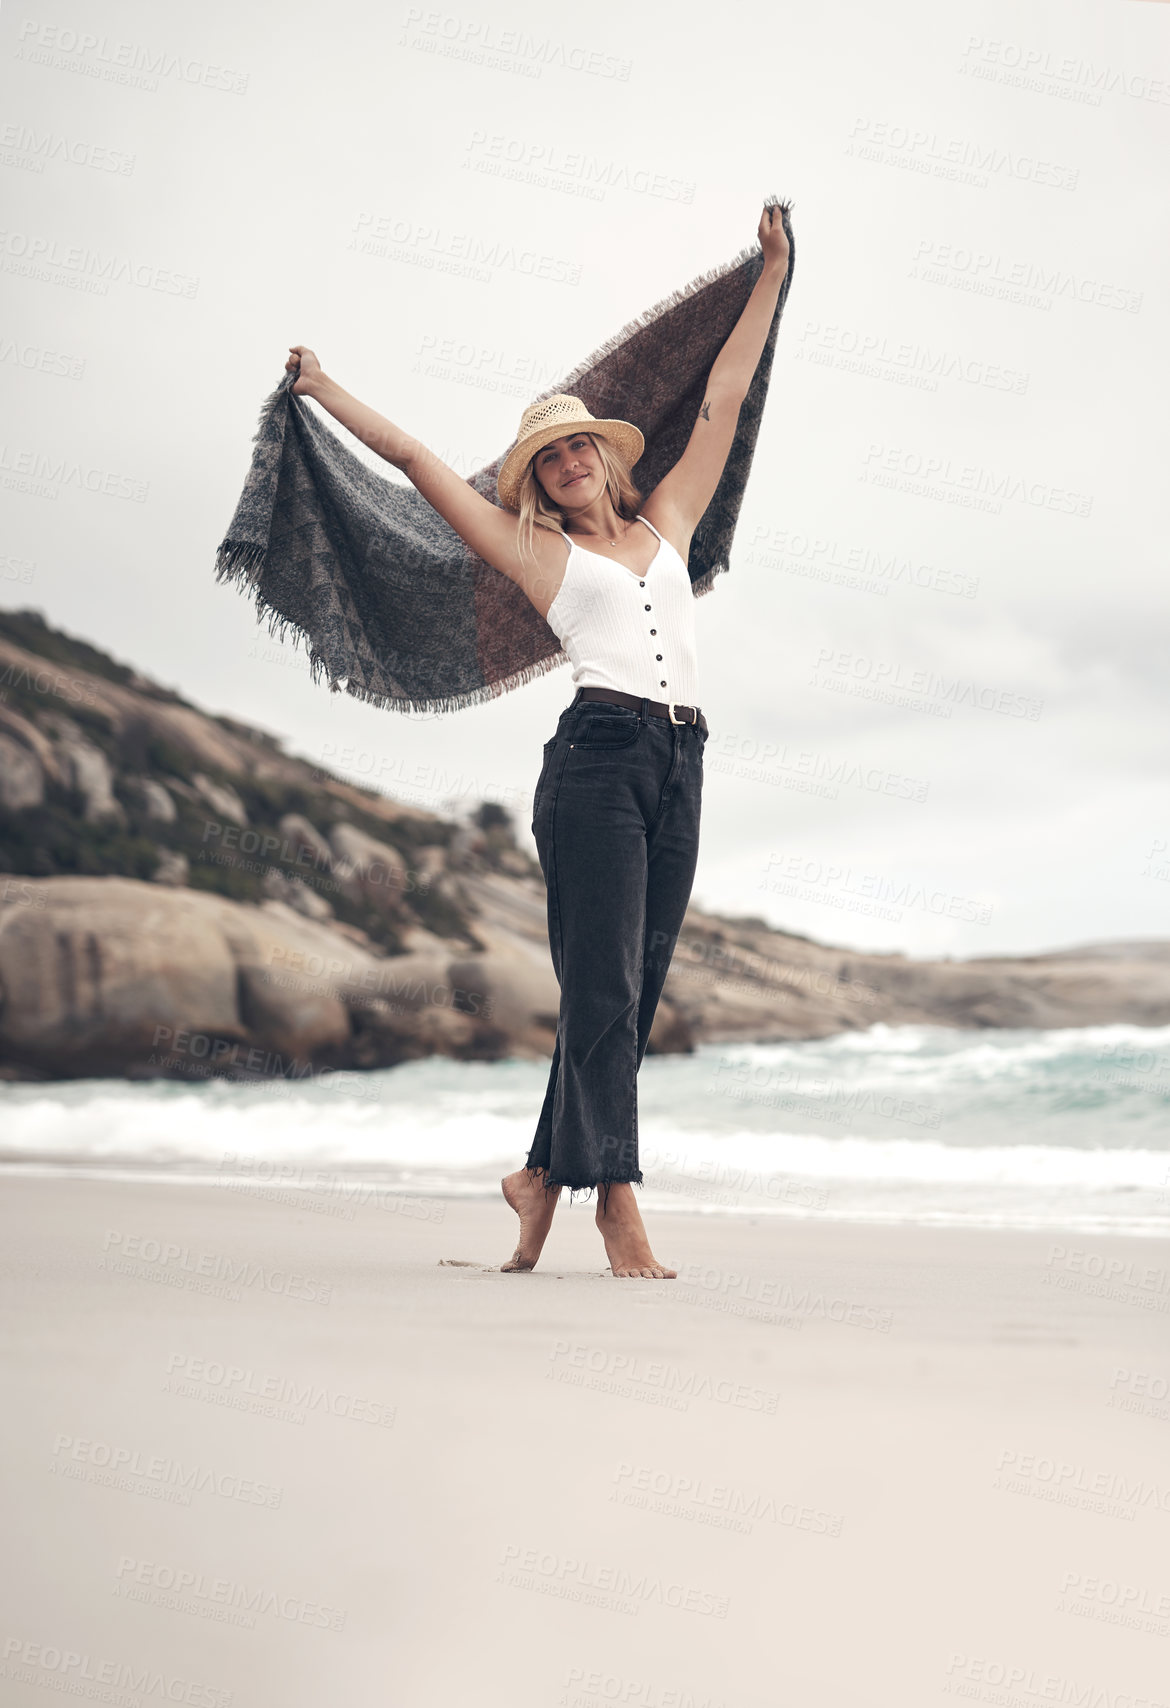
[496,395,644,512]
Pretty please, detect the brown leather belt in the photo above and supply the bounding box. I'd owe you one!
[575,686,707,734]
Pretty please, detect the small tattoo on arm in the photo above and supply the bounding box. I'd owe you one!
[699,400,711,421]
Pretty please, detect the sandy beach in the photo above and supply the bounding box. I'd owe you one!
[1,1175,1168,1708]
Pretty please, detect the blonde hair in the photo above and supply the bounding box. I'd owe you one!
[514,432,643,579]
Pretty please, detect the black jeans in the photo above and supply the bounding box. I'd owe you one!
[525,690,707,1192]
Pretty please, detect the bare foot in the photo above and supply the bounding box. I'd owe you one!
[596,1184,676,1279]
[500,1169,561,1271]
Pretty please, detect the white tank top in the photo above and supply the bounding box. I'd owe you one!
[545,515,700,704]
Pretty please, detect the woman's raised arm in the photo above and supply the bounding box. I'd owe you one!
[645,205,790,546]
[284,347,546,596]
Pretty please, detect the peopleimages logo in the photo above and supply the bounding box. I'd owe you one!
[397,9,632,81]
[0,228,199,296]
[0,337,85,379]
[941,1654,1161,1705]
[0,123,135,174]
[846,117,1079,190]
[0,1636,232,1707]
[0,660,100,707]
[99,1230,333,1306]
[859,442,1093,517]
[749,520,980,599]
[1044,1243,1170,1307]
[795,318,1028,394]
[958,34,1170,105]
[562,1668,725,1708]
[547,1341,780,1414]
[994,1448,1170,1517]
[910,238,1143,314]
[14,19,249,94]
[611,1462,844,1538]
[676,1264,893,1332]
[462,130,694,203]
[50,1432,283,1508]
[112,1556,346,1630]
[495,1544,729,1618]
[349,213,581,286]
[1059,1570,1170,1620]
[163,1351,397,1427]
[0,443,148,501]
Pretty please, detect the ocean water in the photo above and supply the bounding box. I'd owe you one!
[3,1023,1169,1238]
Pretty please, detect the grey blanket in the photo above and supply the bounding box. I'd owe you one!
[215,199,796,715]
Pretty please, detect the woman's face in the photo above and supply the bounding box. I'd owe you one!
[531,432,604,507]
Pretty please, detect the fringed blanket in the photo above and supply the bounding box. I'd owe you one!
[215,199,796,715]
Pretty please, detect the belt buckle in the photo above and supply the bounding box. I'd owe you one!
[667,700,692,726]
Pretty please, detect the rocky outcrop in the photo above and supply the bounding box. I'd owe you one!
[2,606,1169,1083]
[2,869,1169,1082]
[0,617,437,831]
[0,877,506,1080]
[0,613,472,962]
[456,872,1170,1047]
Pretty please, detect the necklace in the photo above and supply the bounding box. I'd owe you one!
[573,518,629,547]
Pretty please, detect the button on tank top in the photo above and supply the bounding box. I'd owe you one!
[544,515,700,704]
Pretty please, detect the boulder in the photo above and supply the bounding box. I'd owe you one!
[344,994,479,1069]
[645,999,695,1055]
[0,705,61,786]
[446,925,560,1041]
[328,822,411,913]
[48,723,122,822]
[235,960,351,1065]
[261,869,334,920]
[130,777,177,824]
[0,879,395,1079]
[413,846,447,885]
[0,732,44,811]
[192,773,248,825]
[152,849,189,887]
[279,813,334,870]
[0,878,242,1077]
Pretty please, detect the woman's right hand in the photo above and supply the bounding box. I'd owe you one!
[286,345,323,396]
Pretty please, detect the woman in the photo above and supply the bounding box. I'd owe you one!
[285,202,791,1280]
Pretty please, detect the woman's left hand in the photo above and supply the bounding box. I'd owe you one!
[758,202,790,271]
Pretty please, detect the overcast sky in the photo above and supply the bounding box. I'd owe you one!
[2,0,1167,959]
